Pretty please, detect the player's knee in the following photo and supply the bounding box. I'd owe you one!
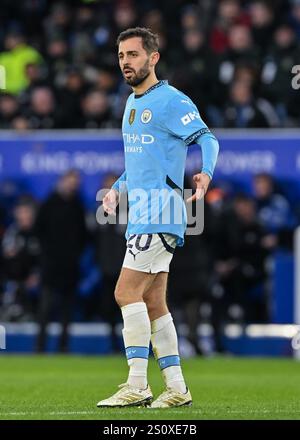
[114,286,142,308]
[145,298,167,321]
[114,286,124,307]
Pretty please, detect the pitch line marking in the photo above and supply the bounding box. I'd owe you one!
[1,409,300,417]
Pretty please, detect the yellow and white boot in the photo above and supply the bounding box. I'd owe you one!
[150,387,192,408]
[97,383,153,408]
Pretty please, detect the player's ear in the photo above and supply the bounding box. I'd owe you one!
[150,51,160,67]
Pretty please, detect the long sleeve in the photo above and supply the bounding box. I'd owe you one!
[112,171,127,193]
[195,132,219,179]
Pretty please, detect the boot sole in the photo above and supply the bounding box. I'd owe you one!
[97,396,153,408]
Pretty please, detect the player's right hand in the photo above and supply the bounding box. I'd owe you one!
[187,172,211,203]
[102,188,119,215]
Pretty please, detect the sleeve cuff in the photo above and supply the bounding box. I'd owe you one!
[201,169,213,179]
[185,128,211,146]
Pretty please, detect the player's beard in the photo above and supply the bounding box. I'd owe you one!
[123,59,151,86]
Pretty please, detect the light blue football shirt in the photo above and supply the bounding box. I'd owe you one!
[113,80,216,246]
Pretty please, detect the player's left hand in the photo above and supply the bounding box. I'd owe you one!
[187,172,211,203]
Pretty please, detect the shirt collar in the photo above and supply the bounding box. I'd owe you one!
[134,80,168,99]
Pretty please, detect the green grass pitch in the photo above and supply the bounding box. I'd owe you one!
[0,355,299,420]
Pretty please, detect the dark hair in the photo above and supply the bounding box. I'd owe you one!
[15,195,37,211]
[117,27,159,54]
[63,169,80,178]
[234,193,254,203]
[254,173,273,183]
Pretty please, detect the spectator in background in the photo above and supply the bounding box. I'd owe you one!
[0,30,43,95]
[80,89,116,129]
[234,63,258,87]
[25,62,47,88]
[253,173,297,249]
[45,35,71,87]
[210,0,251,54]
[168,176,216,355]
[35,170,87,352]
[142,9,165,35]
[10,115,31,131]
[213,194,269,329]
[222,80,279,128]
[113,2,138,34]
[19,62,49,112]
[43,2,72,42]
[170,28,214,117]
[26,86,61,129]
[180,4,201,33]
[212,23,260,110]
[93,67,122,123]
[289,0,300,39]
[58,67,87,128]
[23,62,48,93]
[95,67,118,96]
[261,23,300,125]
[95,174,127,352]
[1,198,40,321]
[0,94,20,129]
[71,3,99,66]
[249,1,276,55]
[207,63,259,127]
[216,24,259,87]
[0,179,24,226]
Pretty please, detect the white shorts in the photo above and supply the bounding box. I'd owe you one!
[122,233,177,273]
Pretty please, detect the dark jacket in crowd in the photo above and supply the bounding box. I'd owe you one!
[168,200,216,306]
[35,191,87,288]
[2,224,40,281]
[96,220,127,278]
[214,206,268,304]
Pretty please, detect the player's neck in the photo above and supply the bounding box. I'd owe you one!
[132,73,159,96]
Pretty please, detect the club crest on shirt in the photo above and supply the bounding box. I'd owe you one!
[141,109,152,124]
[129,109,136,125]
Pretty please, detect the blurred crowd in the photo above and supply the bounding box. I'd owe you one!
[0,170,298,353]
[0,0,300,129]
